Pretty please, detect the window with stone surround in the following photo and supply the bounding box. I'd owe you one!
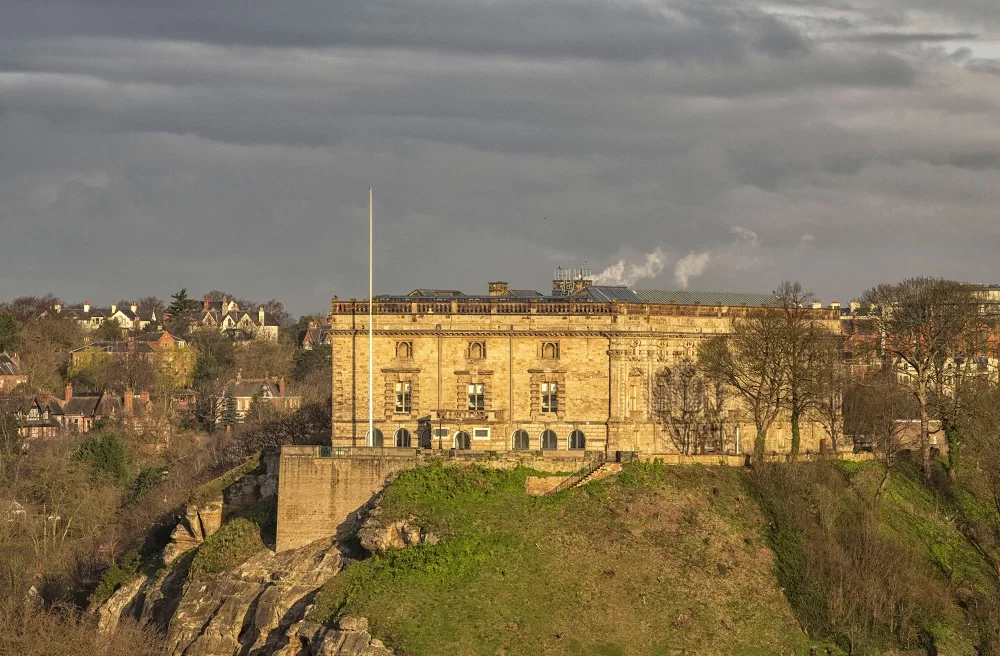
[541,341,559,360]
[395,381,412,413]
[468,383,485,411]
[455,430,471,450]
[540,429,558,450]
[395,341,413,359]
[569,430,586,450]
[366,428,384,447]
[512,429,530,450]
[395,428,411,447]
[541,381,559,414]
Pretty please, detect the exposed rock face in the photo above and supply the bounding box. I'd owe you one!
[274,618,395,656]
[357,508,438,554]
[107,537,344,656]
[163,500,224,564]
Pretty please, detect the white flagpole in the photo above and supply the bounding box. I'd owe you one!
[368,187,374,447]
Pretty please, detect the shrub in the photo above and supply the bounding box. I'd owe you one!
[88,551,141,607]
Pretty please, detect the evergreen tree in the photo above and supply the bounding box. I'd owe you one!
[220,389,238,428]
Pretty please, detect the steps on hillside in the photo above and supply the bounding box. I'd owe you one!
[570,463,622,488]
[542,461,622,496]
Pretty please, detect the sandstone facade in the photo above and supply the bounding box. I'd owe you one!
[328,292,840,455]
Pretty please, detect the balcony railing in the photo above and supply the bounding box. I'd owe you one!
[329,298,838,320]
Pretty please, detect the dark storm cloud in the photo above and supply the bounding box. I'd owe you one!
[1,0,999,312]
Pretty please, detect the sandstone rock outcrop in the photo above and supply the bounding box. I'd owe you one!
[104,537,345,656]
[357,507,437,555]
[273,618,395,656]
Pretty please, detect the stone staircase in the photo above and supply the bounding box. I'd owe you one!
[571,462,622,488]
[543,460,622,496]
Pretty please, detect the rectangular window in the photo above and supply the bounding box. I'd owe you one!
[395,381,412,413]
[468,383,484,411]
[473,427,491,440]
[541,382,559,413]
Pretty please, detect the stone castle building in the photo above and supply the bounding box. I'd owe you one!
[328,272,841,456]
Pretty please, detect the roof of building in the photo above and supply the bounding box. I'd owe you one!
[225,378,280,398]
[60,393,122,418]
[408,289,466,298]
[506,289,544,298]
[134,330,179,343]
[580,286,781,306]
[69,341,154,354]
[0,355,22,377]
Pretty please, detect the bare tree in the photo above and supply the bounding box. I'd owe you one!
[699,310,787,460]
[774,281,839,457]
[843,372,917,498]
[807,331,850,453]
[863,278,985,482]
[653,358,706,455]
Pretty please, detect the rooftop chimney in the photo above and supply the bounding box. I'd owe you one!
[236,370,242,383]
[811,301,822,310]
[111,303,117,314]
[65,382,73,402]
[278,377,286,396]
[488,282,510,297]
[84,300,91,313]
[203,296,210,311]
[130,301,138,314]
[124,387,133,414]
[258,306,265,324]
[829,301,841,311]
[53,300,62,313]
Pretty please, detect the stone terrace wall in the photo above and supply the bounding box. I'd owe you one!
[276,446,599,552]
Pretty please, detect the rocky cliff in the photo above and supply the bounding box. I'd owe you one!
[96,454,405,656]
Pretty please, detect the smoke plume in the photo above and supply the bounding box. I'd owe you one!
[593,248,667,287]
[673,252,710,288]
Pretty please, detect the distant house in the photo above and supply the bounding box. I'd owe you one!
[52,384,123,433]
[0,354,27,392]
[53,300,156,333]
[134,330,184,350]
[196,296,280,341]
[4,396,62,439]
[301,322,332,350]
[220,373,301,423]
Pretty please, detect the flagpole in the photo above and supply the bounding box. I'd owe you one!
[368,187,374,447]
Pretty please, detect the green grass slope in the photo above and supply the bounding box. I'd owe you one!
[311,463,817,655]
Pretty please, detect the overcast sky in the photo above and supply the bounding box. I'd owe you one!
[2,1,999,314]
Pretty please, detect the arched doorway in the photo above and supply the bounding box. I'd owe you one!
[418,427,432,448]
[540,429,557,450]
[512,429,530,450]
[395,428,411,447]
[569,430,586,450]
[367,428,384,447]
[454,431,471,450]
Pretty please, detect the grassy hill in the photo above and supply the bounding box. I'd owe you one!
[311,462,817,655]
[311,459,1000,656]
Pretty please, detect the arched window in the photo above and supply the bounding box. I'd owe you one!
[455,431,471,450]
[569,430,586,450]
[395,341,413,358]
[541,342,559,359]
[395,428,411,447]
[512,429,530,450]
[418,427,432,449]
[468,341,485,359]
[540,430,558,450]
[367,428,384,447]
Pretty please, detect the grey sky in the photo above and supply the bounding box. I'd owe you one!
[1,1,998,314]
